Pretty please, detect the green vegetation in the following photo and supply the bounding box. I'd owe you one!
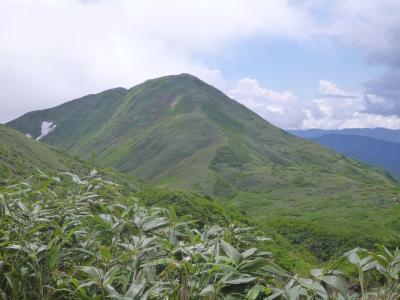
[0,124,313,273]
[0,124,90,180]
[1,172,400,299]
[7,74,400,261]
[2,113,400,297]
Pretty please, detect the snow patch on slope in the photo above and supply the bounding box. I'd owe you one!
[36,121,56,140]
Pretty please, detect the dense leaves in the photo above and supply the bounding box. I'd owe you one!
[0,172,276,299]
[1,172,400,299]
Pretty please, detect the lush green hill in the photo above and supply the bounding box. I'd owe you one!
[0,127,396,297]
[0,124,91,180]
[0,123,240,225]
[8,74,400,259]
[0,123,313,271]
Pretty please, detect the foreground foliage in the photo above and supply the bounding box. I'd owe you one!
[0,172,400,299]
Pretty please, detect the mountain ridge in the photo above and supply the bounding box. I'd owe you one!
[312,134,400,177]
[0,124,90,180]
[7,74,400,259]
[290,128,400,177]
[290,128,400,143]
[0,121,315,271]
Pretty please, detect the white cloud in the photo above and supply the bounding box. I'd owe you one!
[310,0,400,116]
[341,113,400,129]
[228,78,306,129]
[1,0,400,129]
[322,0,400,65]
[229,78,400,129]
[0,0,314,123]
[318,80,348,97]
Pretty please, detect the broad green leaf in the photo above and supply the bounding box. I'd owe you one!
[247,284,262,300]
[220,239,242,264]
[142,217,169,231]
[266,290,285,300]
[199,285,214,297]
[288,285,306,299]
[49,246,60,270]
[80,266,103,283]
[263,262,291,278]
[223,277,256,285]
[242,247,257,259]
[238,257,269,272]
[320,275,348,300]
[77,281,97,289]
[100,245,112,263]
[125,277,146,298]
[104,266,120,285]
[5,244,28,253]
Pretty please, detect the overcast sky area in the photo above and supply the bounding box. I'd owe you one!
[1,0,400,129]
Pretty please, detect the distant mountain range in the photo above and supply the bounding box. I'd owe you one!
[290,128,400,143]
[7,74,400,259]
[290,129,400,177]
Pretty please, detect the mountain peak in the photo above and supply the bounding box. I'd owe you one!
[140,73,208,89]
[7,75,400,259]
[162,73,202,81]
[120,72,237,121]
[7,75,395,195]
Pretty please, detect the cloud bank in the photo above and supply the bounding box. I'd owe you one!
[0,0,312,122]
[1,0,400,129]
[229,79,400,129]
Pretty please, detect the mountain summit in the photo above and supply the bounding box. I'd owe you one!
[8,74,400,258]
[8,74,394,196]
[9,74,288,194]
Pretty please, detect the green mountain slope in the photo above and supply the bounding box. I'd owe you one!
[0,123,238,225]
[0,124,91,180]
[0,123,312,271]
[8,74,400,259]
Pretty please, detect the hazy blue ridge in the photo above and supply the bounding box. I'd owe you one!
[290,128,400,143]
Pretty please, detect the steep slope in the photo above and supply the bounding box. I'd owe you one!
[0,124,91,180]
[8,74,400,259]
[290,128,400,143]
[312,134,400,177]
[0,123,240,224]
[8,87,129,153]
[8,74,396,195]
[0,123,313,271]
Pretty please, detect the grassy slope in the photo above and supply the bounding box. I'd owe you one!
[7,74,400,259]
[0,123,312,271]
[0,124,229,222]
[0,124,91,180]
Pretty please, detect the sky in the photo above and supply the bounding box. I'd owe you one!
[1,0,400,129]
